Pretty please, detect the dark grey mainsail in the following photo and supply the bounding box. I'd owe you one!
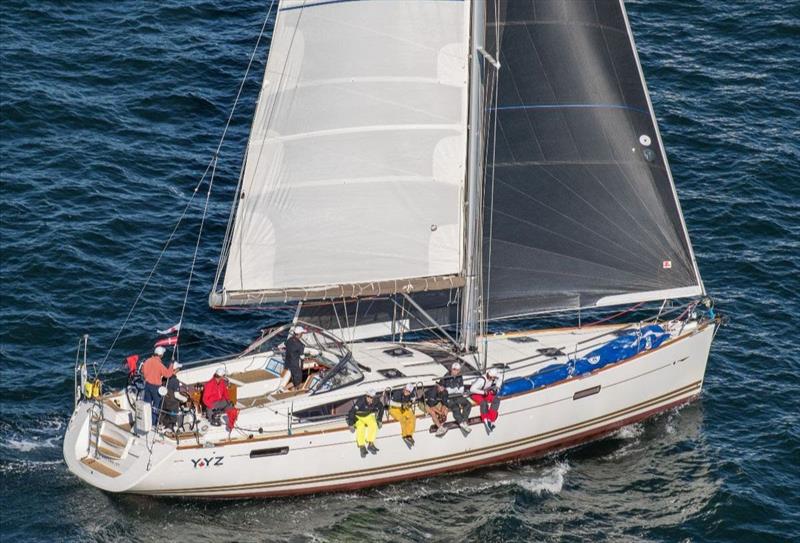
[482,0,703,320]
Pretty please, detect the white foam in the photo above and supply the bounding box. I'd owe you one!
[0,416,66,459]
[517,461,569,495]
[616,422,644,440]
[0,459,62,475]
[5,435,59,452]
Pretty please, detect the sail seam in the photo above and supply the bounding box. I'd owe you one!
[490,103,648,115]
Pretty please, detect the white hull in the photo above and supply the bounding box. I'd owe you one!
[64,320,715,498]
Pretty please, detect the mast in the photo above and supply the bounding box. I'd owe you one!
[459,0,485,353]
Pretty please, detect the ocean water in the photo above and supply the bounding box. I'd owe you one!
[1,1,799,541]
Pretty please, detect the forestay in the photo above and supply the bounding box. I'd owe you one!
[212,0,471,307]
[483,0,704,319]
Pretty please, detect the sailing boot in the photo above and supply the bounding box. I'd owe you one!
[483,419,493,434]
[403,436,414,448]
[359,446,367,458]
[459,421,472,434]
[435,426,448,437]
[367,442,379,455]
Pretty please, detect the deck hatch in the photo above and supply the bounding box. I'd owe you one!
[537,348,565,357]
[383,347,413,357]
[377,368,406,378]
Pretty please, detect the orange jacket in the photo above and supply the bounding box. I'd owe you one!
[142,356,174,386]
[202,376,229,408]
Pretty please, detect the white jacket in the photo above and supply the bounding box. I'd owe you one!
[469,374,502,396]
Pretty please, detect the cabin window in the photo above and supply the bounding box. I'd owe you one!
[294,397,357,422]
[309,353,363,394]
[573,385,601,400]
[250,446,289,458]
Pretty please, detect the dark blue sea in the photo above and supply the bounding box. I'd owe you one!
[1,1,798,541]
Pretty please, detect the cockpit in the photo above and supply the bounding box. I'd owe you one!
[230,322,362,402]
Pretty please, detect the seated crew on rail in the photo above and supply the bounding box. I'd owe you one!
[442,362,471,434]
[347,389,384,458]
[388,383,417,448]
[425,380,450,437]
[469,367,502,434]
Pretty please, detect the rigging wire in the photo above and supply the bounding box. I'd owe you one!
[97,166,211,373]
[97,0,277,375]
[213,0,280,291]
[175,157,218,362]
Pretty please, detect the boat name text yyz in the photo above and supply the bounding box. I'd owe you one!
[191,456,224,468]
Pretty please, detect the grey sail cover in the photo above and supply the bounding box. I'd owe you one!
[483,0,704,319]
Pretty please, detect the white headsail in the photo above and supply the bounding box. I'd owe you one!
[212,0,471,307]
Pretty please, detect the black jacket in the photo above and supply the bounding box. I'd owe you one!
[441,374,465,397]
[347,395,384,426]
[424,386,449,407]
[389,388,416,409]
[166,374,181,393]
[285,335,305,368]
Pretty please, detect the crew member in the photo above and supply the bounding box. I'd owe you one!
[389,383,417,448]
[160,385,189,430]
[160,362,185,430]
[347,389,384,458]
[284,326,307,390]
[165,362,183,393]
[202,367,232,425]
[141,346,175,424]
[442,362,471,434]
[425,380,450,437]
[469,367,502,433]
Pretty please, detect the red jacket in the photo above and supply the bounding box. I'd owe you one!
[202,376,229,408]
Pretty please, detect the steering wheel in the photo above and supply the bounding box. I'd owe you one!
[125,372,144,409]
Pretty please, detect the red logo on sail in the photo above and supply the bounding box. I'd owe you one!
[662,260,672,269]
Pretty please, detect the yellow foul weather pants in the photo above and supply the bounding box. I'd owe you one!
[354,413,378,447]
[389,406,416,437]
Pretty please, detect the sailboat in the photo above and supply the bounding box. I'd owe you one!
[63,0,720,498]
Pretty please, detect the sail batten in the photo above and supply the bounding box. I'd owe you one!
[212,0,472,307]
